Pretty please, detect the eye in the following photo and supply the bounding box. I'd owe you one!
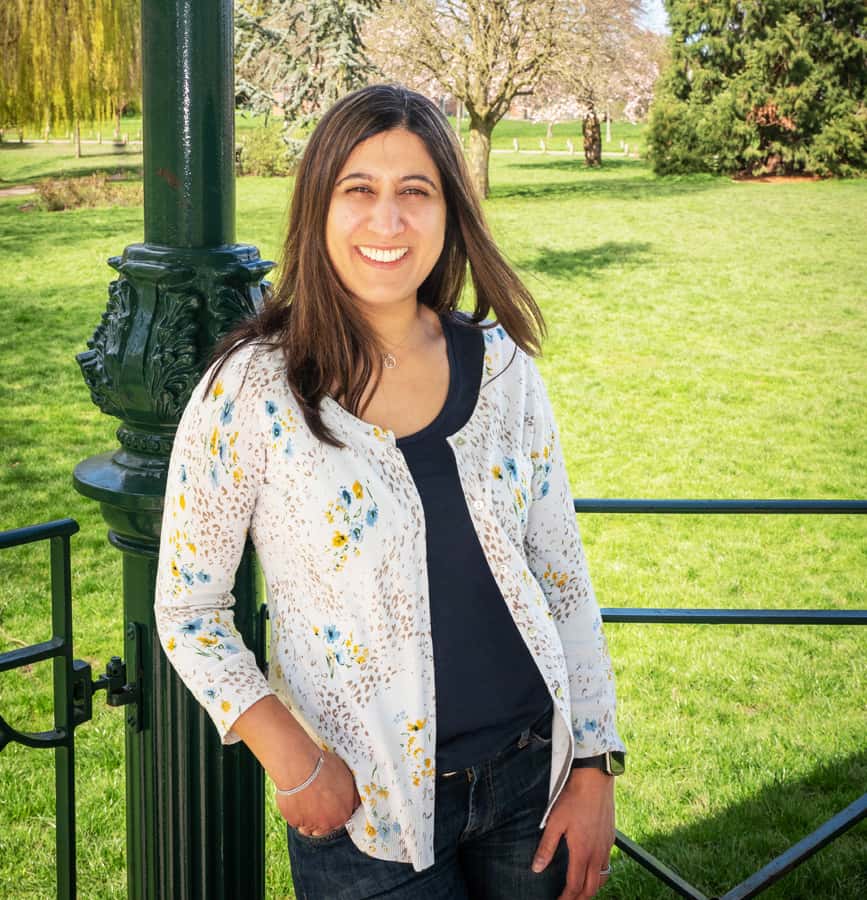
[402,187,429,197]
[346,185,373,194]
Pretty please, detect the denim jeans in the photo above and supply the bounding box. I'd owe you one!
[286,702,569,899]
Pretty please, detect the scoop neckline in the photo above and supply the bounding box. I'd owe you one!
[320,310,487,445]
[394,313,458,446]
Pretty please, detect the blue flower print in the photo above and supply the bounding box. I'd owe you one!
[272,421,282,438]
[351,526,363,542]
[180,568,195,587]
[378,822,391,839]
[180,617,202,634]
[219,399,234,425]
[196,570,211,583]
[583,719,598,733]
[540,481,550,497]
[341,488,353,506]
[283,439,293,457]
[179,464,188,484]
[366,506,379,526]
[324,625,340,644]
[203,688,217,701]
[504,457,518,480]
[265,400,277,415]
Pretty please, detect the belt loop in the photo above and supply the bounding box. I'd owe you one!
[517,727,531,749]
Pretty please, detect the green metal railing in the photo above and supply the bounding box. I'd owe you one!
[0,519,141,900]
[583,498,867,898]
[2,500,864,898]
[0,520,81,900]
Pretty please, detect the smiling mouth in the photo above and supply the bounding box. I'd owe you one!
[356,246,410,265]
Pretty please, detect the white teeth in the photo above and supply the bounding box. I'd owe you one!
[358,246,409,263]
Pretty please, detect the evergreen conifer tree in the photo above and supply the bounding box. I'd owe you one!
[648,1,867,176]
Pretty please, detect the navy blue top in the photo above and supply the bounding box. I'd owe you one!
[396,311,551,771]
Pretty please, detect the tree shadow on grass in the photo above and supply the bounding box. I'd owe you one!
[516,241,655,279]
[492,158,725,202]
[611,750,867,899]
[0,144,143,185]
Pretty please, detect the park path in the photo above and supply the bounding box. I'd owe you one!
[0,185,36,197]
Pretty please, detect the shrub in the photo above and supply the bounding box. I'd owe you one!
[35,173,143,211]
[235,127,302,177]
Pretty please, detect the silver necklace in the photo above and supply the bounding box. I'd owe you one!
[380,313,422,370]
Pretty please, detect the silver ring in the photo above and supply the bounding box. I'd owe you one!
[600,865,611,876]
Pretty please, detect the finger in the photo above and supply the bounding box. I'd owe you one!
[531,824,565,873]
[556,846,590,900]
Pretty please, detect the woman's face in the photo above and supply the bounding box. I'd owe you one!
[325,128,447,313]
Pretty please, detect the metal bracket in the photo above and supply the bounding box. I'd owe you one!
[70,622,143,732]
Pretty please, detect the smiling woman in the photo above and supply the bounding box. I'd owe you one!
[325,129,447,313]
[154,84,625,900]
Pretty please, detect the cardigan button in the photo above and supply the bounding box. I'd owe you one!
[472,500,483,512]
[455,435,465,446]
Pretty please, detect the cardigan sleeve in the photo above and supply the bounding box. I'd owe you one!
[154,347,275,745]
[521,356,625,758]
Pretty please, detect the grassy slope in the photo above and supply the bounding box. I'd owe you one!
[0,134,865,898]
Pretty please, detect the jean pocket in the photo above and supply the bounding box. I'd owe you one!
[290,823,348,845]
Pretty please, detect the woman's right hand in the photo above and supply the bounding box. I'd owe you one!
[275,750,362,836]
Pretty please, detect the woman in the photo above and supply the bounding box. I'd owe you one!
[155,84,624,900]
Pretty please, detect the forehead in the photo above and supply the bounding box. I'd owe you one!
[337,129,441,182]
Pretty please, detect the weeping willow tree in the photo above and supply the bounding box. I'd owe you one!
[0,0,140,155]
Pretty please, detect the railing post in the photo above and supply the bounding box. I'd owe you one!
[73,2,271,897]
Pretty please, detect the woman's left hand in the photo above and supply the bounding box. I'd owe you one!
[531,767,615,899]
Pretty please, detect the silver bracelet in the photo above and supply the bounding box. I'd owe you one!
[274,753,324,796]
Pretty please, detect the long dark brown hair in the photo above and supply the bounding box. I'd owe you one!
[209,83,546,448]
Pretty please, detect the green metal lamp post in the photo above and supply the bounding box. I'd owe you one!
[73,2,272,897]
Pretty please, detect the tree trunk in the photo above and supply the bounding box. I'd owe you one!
[75,120,82,158]
[467,118,493,199]
[582,110,601,167]
[605,107,611,145]
[115,105,122,139]
[546,121,554,140]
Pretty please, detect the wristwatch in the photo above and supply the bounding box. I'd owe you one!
[570,751,625,776]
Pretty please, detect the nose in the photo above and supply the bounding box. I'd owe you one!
[368,194,405,237]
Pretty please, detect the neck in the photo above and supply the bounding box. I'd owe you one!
[364,299,428,350]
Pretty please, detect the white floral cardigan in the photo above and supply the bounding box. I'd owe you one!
[154,322,624,872]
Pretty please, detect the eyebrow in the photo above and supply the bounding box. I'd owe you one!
[335,172,439,191]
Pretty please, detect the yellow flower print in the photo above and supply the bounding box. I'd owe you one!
[313,625,320,635]
[515,488,524,509]
[232,468,243,484]
[376,786,389,799]
[221,700,232,712]
[413,746,423,758]
[209,428,219,456]
[167,637,176,652]
[407,718,426,732]
[543,445,550,459]
[171,560,180,577]
[179,494,186,510]
[332,532,348,548]
[412,775,420,787]
[355,654,367,664]
[352,480,364,499]
[186,541,196,554]
[197,635,218,647]
[365,822,377,837]
[491,465,502,479]
[325,510,334,523]
[213,380,224,399]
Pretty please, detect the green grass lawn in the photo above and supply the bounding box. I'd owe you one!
[0,134,865,899]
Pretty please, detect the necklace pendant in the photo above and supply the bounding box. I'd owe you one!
[383,353,397,369]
